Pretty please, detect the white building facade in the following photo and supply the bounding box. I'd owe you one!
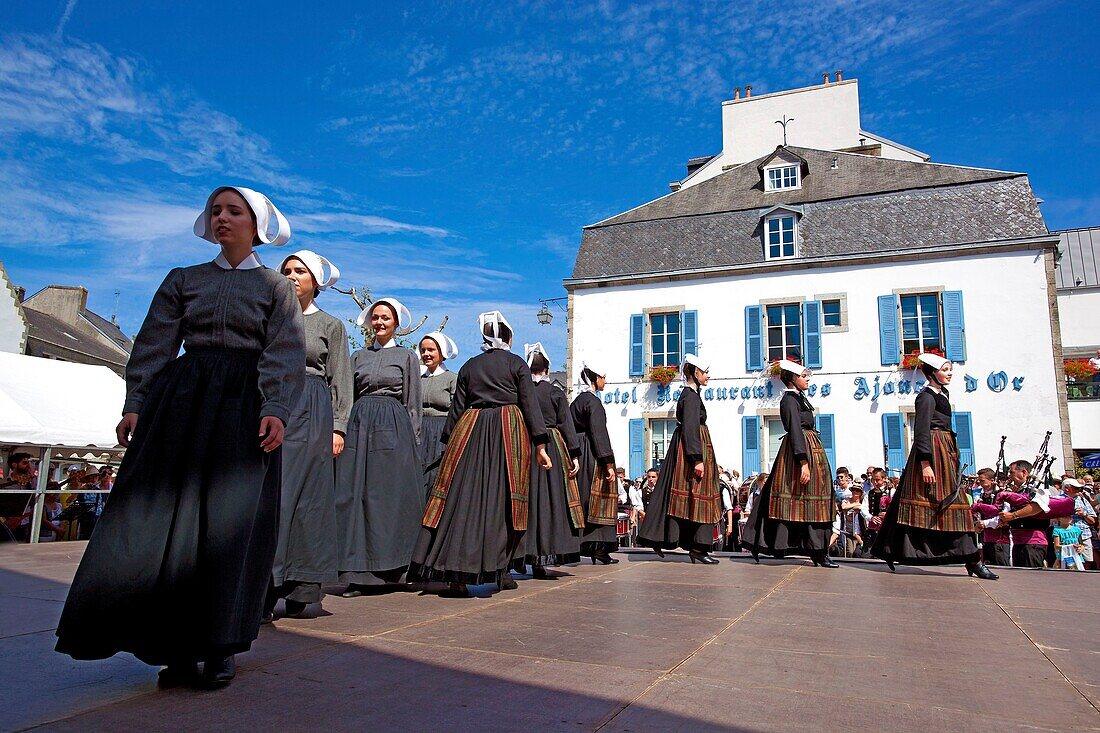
[1055,227,1100,453]
[566,85,1071,480]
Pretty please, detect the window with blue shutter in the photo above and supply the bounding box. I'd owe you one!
[942,290,967,362]
[802,300,823,369]
[952,411,975,473]
[681,310,698,360]
[815,414,836,472]
[629,313,644,377]
[745,305,764,372]
[742,415,761,476]
[628,418,645,479]
[882,413,906,476]
[877,295,900,366]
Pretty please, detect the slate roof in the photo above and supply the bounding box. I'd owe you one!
[82,308,133,352]
[573,147,1049,280]
[22,308,129,373]
[1055,227,1100,289]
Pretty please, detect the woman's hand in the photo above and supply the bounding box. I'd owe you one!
[694,461,705,480]
[922,465,936,486]
[605,465,615,482]
[116,413,139,447]
[568,458,580,478]
[332,432,345,457]
[799,463,811,486]
[537,446,553,470]
[259,416,285,452]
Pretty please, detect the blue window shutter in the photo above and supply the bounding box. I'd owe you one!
[681,310,698,361]
[629,313,644,377]
[742,415,761,476]
[882,413,906,477]
[815,413,836,473]
[802,300,823,369]
[745,305,764,371]
[628,418,645,478]
[942,290,967,362]
[877,295,900,366]
[952,411,975,472]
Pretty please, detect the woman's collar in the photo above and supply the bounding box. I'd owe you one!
[302,302,320,315]
[214,250,262,270]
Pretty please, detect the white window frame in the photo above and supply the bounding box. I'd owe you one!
[648,417,678,467]
[764,301,803,363]
[764,214,798,260]
[643,306,684,369]
[764,164,800,191]
[898,291,944,356]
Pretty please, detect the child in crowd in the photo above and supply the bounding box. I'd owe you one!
[1052,516,1085,570]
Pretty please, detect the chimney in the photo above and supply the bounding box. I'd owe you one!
[835,69,843,82]
[744,85,752,98]
[14,286,25,303]
[822,72,830,84]
[733,86,741,100]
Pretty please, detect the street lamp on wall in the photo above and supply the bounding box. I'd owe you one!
[537,304,553,325]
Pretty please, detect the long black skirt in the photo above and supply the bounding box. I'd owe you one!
[409,407,523,586]
[576,431,618,549]
[636,431,714,553]
[271,375,338,601]
[741,461,830,557]
[335,395,424,585]
[869,471,979,567]
[421,413,448,498]
[514,428,581,568]
[55,348,279,665]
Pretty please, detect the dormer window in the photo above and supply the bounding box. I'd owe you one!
[765,214,797,259]
[766,164,800,191]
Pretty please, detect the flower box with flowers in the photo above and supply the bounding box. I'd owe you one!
[900,347,945,371]
[1065,359,1098,382]
[647,365,679,386]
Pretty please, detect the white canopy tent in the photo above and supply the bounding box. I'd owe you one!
[0,352,125,448]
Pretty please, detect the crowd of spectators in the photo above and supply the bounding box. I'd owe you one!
[0,453,114,543]
[614,458,1099,571]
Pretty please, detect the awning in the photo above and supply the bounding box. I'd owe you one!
[0,352,125,448]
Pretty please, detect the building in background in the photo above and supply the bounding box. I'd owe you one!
[20,285,131,376]
[566,76,1072,480]
[0,261,28,355]
[1055,227,1100,457]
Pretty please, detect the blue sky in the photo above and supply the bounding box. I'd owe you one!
[0,0,1097,366]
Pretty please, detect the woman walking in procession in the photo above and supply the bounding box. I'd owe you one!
[571,362,620,564]
[55,186,305,688]
[637,354,722,564]
[742,359,838,568]
[336,298,425,596]
[419,331,459,497]
[513,343,584,577]
[410,312,553,596]
[870,353,998,579]
[264,250,352,621]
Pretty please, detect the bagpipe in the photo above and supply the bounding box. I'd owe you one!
[1021,431,1057,500]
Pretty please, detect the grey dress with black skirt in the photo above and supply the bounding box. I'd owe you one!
[571,390,618,552]
[270,308,352,605]
[421,367,458,495]
[55,258,304,666]
[335,342,424,585]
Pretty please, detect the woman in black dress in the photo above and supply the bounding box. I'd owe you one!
[571,361,619,565]
[410,311,553,595]
[514,343,583,577]
[265,250,352,620]
[742,359,838,568]
[419,331,459,496]
[55,186,305,688]
[336,298,424,596]
[637,354,722,564]
[870,353,997,579]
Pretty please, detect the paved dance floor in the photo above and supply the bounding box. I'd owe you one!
[2,541,1098,732]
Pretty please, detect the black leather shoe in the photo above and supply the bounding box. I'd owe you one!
[284,599,308,617]
[593,548,620,565]
[689,550,719,565]
[818,554,840,568]
[499,573,519,591]
[884,557,896,572]
[966,562,999,580]
[440,582,468,597]
[200,655,235,688]
[341,584,364,598]
[531,565,549,579]
[158,661,199,688]
[652,547,665,559]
